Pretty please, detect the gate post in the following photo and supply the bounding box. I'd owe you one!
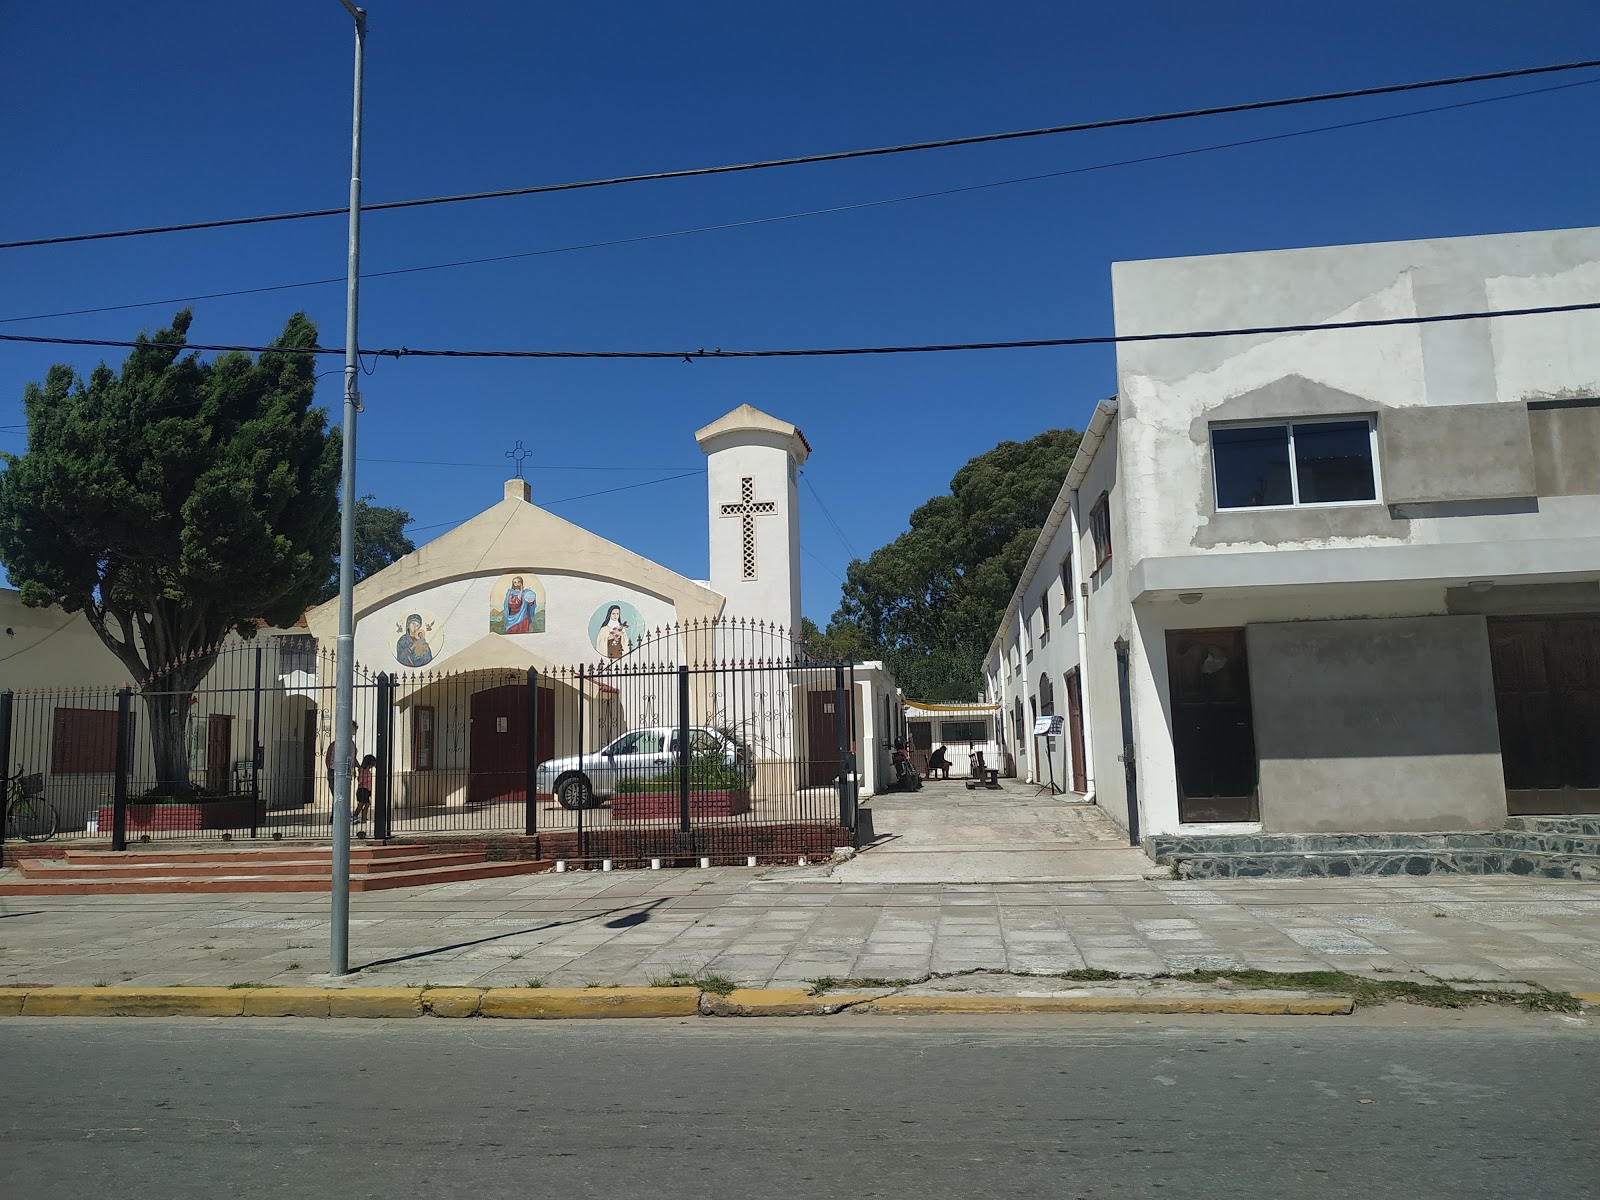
[374,673,393,840]
[250,645,264,838]
[678,664,692,835]
[0,690,13,846]
[834,666,853,831]
[524,667,539,837]
[575,664,586,859]
[111,686,133,852]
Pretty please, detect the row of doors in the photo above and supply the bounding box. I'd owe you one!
[1026,673,1087,793]
[1165,616,1600,822]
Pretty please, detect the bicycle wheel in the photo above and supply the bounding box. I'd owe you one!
[8,798,58,842]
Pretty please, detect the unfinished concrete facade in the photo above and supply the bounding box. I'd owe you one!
[986,224,1600,874]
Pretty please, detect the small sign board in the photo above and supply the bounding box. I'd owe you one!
[1033,715,1064,737]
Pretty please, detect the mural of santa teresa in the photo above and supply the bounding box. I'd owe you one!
[490,572,546,635]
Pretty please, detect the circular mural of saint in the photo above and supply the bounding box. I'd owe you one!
[589,600,643,660]
[393,610,441,668]
[490,573,546,635]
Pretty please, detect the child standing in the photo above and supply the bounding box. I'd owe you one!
[352,754,376,828]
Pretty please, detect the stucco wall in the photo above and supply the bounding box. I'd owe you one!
[1245,615,1506,833]
[1112,225,1600,569]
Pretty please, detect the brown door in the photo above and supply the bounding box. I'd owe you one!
[1065,670,1087,793]
[206,715,233,794]
[469,685,527,804]
[1489,616,1600,814]
[1166,628,1259,822]
[805,690,853,788]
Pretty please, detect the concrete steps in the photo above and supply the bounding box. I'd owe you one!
[1151,821,1600,881]
[0,844,552,895]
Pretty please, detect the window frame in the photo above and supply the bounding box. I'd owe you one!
[412,705,436,771]
[1059,553,1074,614]
[1209,415,1381,512]
[1088,492,1112,570]
[1038,594,1050,645]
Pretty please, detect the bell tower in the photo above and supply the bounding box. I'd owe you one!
[695,404,810,634]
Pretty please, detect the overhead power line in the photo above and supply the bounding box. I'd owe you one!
[2,301,1595,361]
[4,57,1598,252]
[6,74,1593,327]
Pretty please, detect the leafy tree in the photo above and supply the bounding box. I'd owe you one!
[821,427,1081,700]
[318,496,416,601]
[0,310,340,793]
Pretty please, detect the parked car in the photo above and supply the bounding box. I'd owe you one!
[536,726,750,809]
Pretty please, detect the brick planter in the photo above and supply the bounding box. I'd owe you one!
[95,798,262,833]
[610,788,752,820]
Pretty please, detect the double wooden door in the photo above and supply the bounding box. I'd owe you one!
[1488,616,1600,814]
[468,685,556,804]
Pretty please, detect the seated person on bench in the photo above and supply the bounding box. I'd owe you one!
[926,745,951,780]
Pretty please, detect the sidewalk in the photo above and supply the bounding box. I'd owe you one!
[3,859,1598,995]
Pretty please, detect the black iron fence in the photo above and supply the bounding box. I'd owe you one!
[0,620,859,863]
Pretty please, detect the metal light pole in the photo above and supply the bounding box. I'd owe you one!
[330,0,367,977]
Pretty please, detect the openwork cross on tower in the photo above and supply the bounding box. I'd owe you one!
[720,475,777,580]
[505,440,531,479]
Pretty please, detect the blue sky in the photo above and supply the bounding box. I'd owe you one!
[2,1,1598,625]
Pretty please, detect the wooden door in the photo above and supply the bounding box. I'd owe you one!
[206,714,233,794]
[805,690,852,788]
[1489,616,1600,814]
[1028,696,1039,781]
[1166,628,1259,822]
[1065,670,1087,793]
[469,685,527,804]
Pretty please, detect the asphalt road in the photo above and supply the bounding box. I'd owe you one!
[3,1011,1595,1199]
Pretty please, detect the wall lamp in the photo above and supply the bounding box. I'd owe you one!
[1179,593,1204,605]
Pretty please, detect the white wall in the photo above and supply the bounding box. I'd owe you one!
[1112,226,1600,568]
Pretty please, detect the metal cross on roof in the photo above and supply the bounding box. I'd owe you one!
[505,440,531,479]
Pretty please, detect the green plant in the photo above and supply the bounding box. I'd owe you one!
[807,976,912,995]
[92,978,109,987]
[228,981,272,989]
[525,977,545,989]
[1057,968,1124,982]
[614,754,750,795]
[651,970,738,996]
[286,962,301,971]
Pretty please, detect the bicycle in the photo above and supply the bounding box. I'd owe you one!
[5,769,59,842]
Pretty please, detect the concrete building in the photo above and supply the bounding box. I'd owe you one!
[986,225,1600,875]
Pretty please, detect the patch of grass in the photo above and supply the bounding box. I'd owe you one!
[288,943,314,950]
[92,979,109,987]
[508,951,524,961]
[807,976,913,996]
[227,981,274,989]
[525,977,545,989]
[1056,968,1125,982]
[650,970,738,996]
[286,962,301,971]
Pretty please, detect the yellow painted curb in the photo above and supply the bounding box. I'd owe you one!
[0,988,30,1017]
[243,988,333,1018]
[704,989,880,1016]
[423,988,484,1018]
[1574,992,1600,1005]
[21,986,247,1018]
[326,988,423,1018]
[854,995,1355,1016]
[479,987,700,1019]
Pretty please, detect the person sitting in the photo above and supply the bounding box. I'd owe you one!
[927,745,951,780]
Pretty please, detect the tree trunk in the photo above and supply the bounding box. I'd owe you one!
[142,690,195,796]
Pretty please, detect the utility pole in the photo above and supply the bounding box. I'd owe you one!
[330,0,367,977]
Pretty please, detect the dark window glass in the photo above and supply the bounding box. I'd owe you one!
[1293,421,1375,502]
[1213,425,1292,509]
[940,719,989,743]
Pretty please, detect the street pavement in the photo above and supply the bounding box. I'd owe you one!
[3,1013,1596,1198]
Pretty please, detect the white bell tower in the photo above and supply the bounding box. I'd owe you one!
[695,404,810,634]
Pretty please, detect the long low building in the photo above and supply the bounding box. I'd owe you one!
[985,223,1600,878]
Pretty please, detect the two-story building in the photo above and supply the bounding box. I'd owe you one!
[987,224,1600,877]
